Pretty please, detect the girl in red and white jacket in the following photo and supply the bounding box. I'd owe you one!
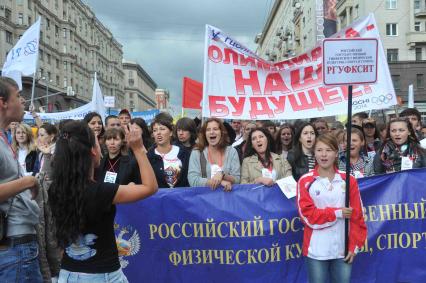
[297,133,367,283]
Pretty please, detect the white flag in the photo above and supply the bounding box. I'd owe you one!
[2,18,41,88]
[92,72,106,122]
[408,84,414,108]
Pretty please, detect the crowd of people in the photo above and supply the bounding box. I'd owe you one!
[1,75,425,282]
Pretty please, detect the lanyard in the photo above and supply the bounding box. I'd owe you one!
[107,157,120,172]
[0,130,16,159]
[208,147,223,167]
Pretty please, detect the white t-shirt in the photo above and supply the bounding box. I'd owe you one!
[18,147,30,176]
[156,145,182,188]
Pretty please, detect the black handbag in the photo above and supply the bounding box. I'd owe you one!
[0,198,14,242]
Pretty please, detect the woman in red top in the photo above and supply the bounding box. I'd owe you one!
[297,133,367,283]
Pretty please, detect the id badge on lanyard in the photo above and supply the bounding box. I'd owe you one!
[104,171,118,183]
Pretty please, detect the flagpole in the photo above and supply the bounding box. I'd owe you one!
[30,16,42,106]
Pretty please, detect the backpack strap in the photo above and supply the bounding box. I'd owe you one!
[200,150,207,178]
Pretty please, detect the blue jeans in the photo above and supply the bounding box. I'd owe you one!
[58,268,128,283]
[0,240,43,283]
[306,257,352,283]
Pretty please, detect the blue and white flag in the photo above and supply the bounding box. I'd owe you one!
[2,18,41,89]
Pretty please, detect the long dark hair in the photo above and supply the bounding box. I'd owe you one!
[292,122,318,167]
[83,112,105,137]
[130,118,153,149]
[48,121,96,248]
[244,128,274,168]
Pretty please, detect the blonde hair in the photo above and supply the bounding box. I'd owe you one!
[12,123,36,152]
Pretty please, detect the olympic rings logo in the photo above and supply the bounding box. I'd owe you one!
[371,94,393,105]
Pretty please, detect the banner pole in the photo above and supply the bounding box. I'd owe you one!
[344,84,353,257]
[30,16,41,106]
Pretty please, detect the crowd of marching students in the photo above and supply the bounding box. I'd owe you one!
[1,74,426,282]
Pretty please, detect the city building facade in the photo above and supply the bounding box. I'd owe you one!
[0,0,125,111]
[123,60,157,112]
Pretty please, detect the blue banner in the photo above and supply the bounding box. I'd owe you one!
[115,169,426,283]
[109,109,159,125]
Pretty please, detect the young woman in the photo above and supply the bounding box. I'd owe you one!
[188,118,240,191]
[37,123,58,171]
[297,133,367,283]
[287,122,317,181]
[12,123,38,176]
[275,123,294,160]
[96,128,141,185]
[147,114,191,188]
[84,112,104,139]
[241,128,292,185]
[338,128,374,178]
[362,118,381,158]
[48,120,158,282]
[130,118,153,150]
[374,118,426,174]
[174,117,197,149]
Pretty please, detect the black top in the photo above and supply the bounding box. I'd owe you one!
[95,154,141,185]
[61,182,120,273]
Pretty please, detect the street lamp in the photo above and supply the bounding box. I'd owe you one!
[41,76,53,112]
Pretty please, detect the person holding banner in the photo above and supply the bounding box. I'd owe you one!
[297,133,367,283]
[241,128,291,185]
[338,128,374,178]
[147,114,190,188]
[287,122,318,181]
[188,118,240,191]
[374,118,426,174]
[48,120,158,282]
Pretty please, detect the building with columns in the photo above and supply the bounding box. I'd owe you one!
[155,88,169,110]
[0,0,125,111]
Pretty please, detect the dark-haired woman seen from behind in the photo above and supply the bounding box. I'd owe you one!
[297,133,367,283]
[374,118,426,174]
[188,118,240,191]
[130,118,153,150]
[241,128,292,185]
[287,122,317,181]
[49,121,158,282]
[147,113,191,188]
[275,123,294,160]
[96,128,141,185]
[174,117,197,149]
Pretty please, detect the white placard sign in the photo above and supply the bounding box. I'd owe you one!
[323,38,378,85]
[104,96,115,108]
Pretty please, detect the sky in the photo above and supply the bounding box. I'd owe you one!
[84,0,273,114]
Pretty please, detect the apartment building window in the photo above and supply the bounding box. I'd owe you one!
[386,0,397,9]
[28,16,32,25]
[28,0,32,10]
[5,9,12,22]
[63,77,67,88]
[45,18,50,30]
[56,75,59,86]
[416,48,422,60]
[417,74,424,88]
[387,49,399,62]
[40,68,44,79]
[63,61,67,70]
[55,25,59,37]
[415,22,421,31]
[63,28,67,38]
[47,53,51,64]
[5,31,13,44]
[415,0,420,9]
[18,13,24,25]
[40,50,44,61]
[56,59,59,69]
[392,75,401,90]
[386,23,398,36]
